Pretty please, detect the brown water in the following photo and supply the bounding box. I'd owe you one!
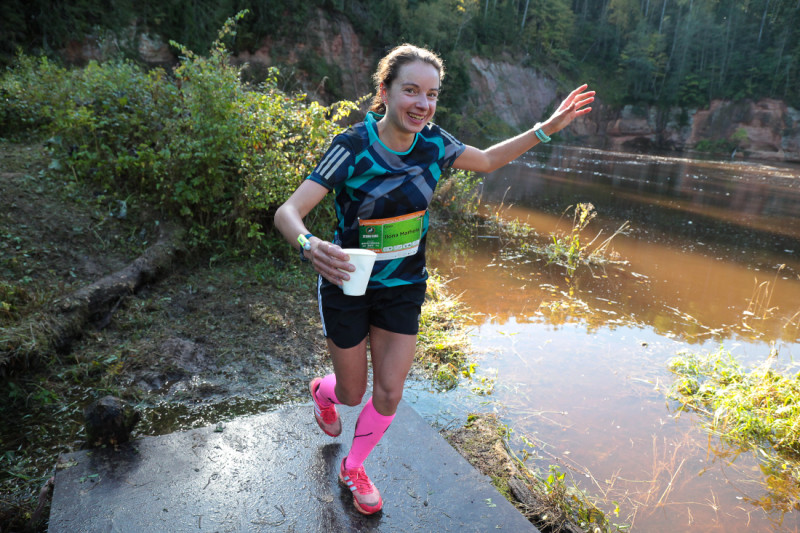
[422,146,800,532]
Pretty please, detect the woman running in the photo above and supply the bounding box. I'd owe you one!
[274,43,594,515]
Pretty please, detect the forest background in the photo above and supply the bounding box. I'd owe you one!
[3,0,799,130]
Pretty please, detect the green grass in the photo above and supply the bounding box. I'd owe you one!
[668,345,800,485]
[416,270,475,391]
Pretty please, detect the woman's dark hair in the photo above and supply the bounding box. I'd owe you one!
[370,44,445,114]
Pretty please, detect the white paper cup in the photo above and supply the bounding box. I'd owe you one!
[339,249,377,296]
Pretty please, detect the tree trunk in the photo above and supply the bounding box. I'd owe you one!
[758,0,770,45]
[521,0,530,30]
[0,222,186,373]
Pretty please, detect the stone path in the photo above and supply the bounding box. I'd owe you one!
[50,400,539,532]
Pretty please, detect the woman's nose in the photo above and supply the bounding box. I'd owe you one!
[414,94,430,109]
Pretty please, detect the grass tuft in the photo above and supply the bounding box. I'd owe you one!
[668,345,800,485]
[416,270,474,390]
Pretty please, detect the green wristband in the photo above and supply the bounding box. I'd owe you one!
[534,128,551,143]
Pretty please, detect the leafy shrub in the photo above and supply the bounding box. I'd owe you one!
[430,168,482,221]
[0,12,357,251]
[0,54,73,136]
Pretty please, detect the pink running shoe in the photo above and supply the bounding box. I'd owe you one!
[339,457,383,515]
[309,378,342,437]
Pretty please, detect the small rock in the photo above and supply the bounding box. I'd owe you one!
[83,395,140,447]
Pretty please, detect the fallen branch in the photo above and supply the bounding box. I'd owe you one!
[0,222,185,373]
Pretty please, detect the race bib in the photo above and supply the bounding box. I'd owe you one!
[358,210,425,260]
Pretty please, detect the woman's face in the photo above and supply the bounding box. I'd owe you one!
[382,60,440,136]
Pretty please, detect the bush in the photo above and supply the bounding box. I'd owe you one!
[0,12,357,251]
[0,54,73,136]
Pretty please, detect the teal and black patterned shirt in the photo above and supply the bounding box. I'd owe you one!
[307,111,466,288]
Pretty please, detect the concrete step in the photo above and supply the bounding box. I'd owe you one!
[49,399,539,532]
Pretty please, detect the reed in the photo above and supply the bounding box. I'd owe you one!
[743,264,785,321]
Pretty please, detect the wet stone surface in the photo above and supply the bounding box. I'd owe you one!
[50,400,538,532]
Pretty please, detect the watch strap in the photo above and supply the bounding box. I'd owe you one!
[297,233,314,262]
[297,233,314,250]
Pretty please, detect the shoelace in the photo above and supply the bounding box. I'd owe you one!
[346,468,374,494]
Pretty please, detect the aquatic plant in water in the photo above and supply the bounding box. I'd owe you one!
[542,203,630,274]
[667,345,800,487]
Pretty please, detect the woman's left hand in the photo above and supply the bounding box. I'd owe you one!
[542,84,595,136]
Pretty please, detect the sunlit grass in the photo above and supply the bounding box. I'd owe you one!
[538,203,630,274]
[667,345,800,487]
[415,270,475,390]
[743,264,784,322]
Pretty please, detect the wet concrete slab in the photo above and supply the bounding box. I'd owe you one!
[50,399,539,532]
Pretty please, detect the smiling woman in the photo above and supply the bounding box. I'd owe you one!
[273,42,594,516]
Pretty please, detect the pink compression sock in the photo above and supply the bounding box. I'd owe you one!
[345,397,395,470]
[314,374,340,408]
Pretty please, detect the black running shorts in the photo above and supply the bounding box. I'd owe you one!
[317,279,427,349]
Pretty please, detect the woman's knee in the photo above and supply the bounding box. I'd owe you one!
[371,387,403,413]
[335,383,367,406]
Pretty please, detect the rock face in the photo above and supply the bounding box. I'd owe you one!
[62,23,174,67]
[464,62,800,162]
[467,57,559,131]
[579,98,800,162]
[233,9,373,103]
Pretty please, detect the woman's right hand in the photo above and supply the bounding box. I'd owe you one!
[307,240,355,287]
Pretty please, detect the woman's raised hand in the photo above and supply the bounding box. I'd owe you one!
[544,84,595,135]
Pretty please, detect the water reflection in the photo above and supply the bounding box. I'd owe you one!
[425,146,800,532]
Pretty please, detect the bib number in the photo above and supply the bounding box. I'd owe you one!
[358,210,425,260]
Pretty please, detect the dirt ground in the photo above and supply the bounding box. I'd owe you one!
[0,140,329,400]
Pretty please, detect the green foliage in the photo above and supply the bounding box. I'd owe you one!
[539,203,629,274]
[416,270,474,391]
[694,128,747,154]
[677,73,709,109]
[5,0,800,130]
[668,346,800,484]
[430,168,483,221]
[0,0,327,67]
[0,55,72,136]
[0,12,357,251]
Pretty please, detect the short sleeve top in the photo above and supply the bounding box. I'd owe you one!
[307,111,466,288]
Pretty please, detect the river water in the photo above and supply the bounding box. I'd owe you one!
[409,146,800,532]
